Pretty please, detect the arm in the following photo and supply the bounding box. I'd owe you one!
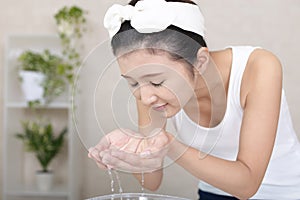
[168,49,282,199]
[133,99,168,191]
[88,99,169,191]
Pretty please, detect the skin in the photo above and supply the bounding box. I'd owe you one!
[88,47,282,199]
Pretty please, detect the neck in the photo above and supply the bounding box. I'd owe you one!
[196,56,225,98]
[182,49,231,127]
[184,55,227,113]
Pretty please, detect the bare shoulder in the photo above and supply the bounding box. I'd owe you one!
[241,48,283,108]
[247,48,282,74]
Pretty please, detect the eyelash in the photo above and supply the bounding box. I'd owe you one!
[151,81,164,87]
[130,82,139,87]
[130,81,164,88]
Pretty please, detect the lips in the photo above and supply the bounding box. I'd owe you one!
[152,103,168,111]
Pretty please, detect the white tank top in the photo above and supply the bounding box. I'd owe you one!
[171,46,300,199]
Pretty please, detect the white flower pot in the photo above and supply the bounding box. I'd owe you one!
[19,70,45,104]
[36,171,54,191]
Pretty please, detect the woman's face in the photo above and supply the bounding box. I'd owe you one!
[117,50,196,118]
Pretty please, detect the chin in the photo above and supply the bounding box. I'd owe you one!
[165,107,181,118]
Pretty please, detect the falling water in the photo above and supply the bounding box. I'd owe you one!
[107,169,115,200]
[141,172,145,195]
[139,172,148,200]
[107,169,124,200]
[113,170,123,199]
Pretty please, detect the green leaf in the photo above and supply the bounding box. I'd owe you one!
[15,121,67,171]
[18,49,75,108]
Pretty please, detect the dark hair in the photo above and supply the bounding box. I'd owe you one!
[111,0,207,67]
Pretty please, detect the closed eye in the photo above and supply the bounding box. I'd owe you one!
[151,81,164,87]
[130,82,139,87]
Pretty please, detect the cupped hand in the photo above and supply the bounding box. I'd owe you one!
[88,128,141,169]
[88,128,170,172]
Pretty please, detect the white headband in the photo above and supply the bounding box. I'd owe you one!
[103,0,205,38]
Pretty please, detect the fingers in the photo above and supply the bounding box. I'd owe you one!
[103,154,144,173]
[88,147,100,162]
[88,147,107,169]
[92,136,111,153]
[119,137,142,153]
[141,132,170,153]
[96,161,108,170]
[87,128,133,169]
[87,129,170,172]
[102,149,164,173]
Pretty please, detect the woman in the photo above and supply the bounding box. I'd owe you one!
[88,0,300,199]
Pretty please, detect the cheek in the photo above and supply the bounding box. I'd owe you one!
[131,88,141,100]
[164,79,195,107]
[161,88,178,103]
[132,90,138,98]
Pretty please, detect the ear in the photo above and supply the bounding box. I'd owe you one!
[193,47,210,75]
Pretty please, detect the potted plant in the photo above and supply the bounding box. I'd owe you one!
[18,49,74,107]
[54,5,87,68]
[16,121,67,191]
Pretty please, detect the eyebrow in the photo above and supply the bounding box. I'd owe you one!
[121,72,163,79]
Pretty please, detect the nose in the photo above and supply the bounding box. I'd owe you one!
[134,84,157,106]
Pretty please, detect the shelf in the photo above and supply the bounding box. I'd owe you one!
[3,34,81,200]
[6,185,68,197]
[6,102,71,109]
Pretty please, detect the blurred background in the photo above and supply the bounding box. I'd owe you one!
[0,0,299,200]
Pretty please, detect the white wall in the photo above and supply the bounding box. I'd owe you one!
[0,1,299,199]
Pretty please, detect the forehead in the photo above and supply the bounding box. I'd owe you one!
[117,50,189,76]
